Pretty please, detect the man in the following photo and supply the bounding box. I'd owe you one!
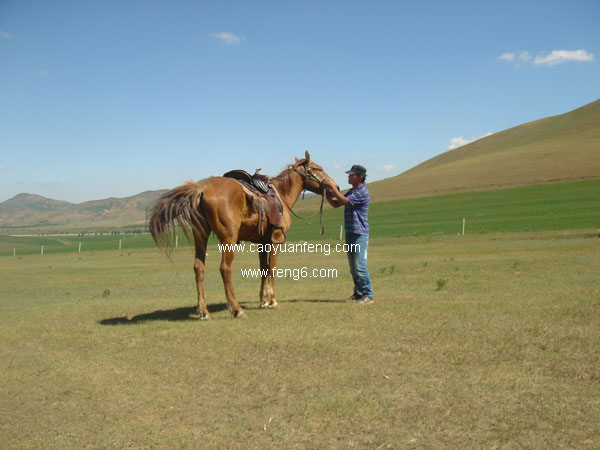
[325,164,374,304]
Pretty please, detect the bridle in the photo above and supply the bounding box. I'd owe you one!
[293,163,329,194]
[291,162,329,235]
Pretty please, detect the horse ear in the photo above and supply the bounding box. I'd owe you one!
[305,150,311,161]
[295,157,300,163]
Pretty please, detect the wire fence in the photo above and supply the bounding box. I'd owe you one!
[0,234,193,258]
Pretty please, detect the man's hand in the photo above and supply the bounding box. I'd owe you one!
[324,177,338,192]
[323,178,350,207]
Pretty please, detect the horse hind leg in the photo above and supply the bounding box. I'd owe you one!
[190,233,210,320]
[219,242,246,319]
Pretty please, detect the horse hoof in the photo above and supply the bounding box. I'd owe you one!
[259,303,269,309]
[234,310,248,319]
[268,302,279,309]
[189,313,210,320]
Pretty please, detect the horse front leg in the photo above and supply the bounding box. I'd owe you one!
[266,250,279,308]
[259,250,270,308]
[219,245,246,318]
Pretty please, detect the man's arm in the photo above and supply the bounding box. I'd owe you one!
[324,178,351,207]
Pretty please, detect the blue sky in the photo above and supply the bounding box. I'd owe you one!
[1,0,598,203]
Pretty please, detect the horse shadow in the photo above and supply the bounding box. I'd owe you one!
[99,299,345,325]
[99,303,229,325]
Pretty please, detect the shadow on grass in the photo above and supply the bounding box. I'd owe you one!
[283,298,345,304]
[99,304,228,325]
[99,299,343,325]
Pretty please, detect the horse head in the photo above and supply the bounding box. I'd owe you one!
[293,150,339,195]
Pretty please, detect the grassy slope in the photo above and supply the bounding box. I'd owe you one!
[293,98,600,211]
[287,179,600,242]
[367,98,600,202]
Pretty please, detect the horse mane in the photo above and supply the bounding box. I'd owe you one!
[272,165,296,196]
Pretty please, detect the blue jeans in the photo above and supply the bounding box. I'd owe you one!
[346,232,374,298]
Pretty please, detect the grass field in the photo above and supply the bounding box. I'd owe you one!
[289,179,600,242]
[1,230,599,448]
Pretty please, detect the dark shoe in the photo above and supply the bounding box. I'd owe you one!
[346,293,362,301]
[358,296,374,304]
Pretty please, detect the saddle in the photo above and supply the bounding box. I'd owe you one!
[223,169,286,243]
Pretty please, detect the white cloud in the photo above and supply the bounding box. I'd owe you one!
[0,29,12,39]
[498,51,531,67]
[332,163,344,171]
[448,136,470,150]
[534,49,595,66]
[213,32,242,45]
[0,166,6,171]
[379,163,395,173]
[500,49,594,67]
[448,133,493,150]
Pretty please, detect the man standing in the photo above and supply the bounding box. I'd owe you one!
[325,165,374,304]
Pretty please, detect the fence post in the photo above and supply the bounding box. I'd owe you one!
[339,224,343,241]
[78,242,81,253]
[462,218,466,236]
[119,239,122,251]
[41,245,44,255]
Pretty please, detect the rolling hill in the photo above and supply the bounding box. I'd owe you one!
[0,190,167,228]
[1,98,598,228]
[366,98,600,203]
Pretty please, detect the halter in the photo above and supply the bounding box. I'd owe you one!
[291,162,329,235]
[293,163,329,194]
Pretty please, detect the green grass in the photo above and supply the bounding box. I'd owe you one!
[289,179,600,241]
[0,233,164,257]
[1,233,599,448]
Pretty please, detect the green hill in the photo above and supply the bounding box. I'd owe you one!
[367,98,600,203]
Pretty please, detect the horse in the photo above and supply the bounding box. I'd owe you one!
[148,151,336,319]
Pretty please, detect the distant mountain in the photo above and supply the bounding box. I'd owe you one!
[0,193,73,213]
[0,190,167,228]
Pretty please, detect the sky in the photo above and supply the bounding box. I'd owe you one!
[1,0,599,204]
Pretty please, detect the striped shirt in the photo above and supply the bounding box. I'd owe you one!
[344,183,370,235]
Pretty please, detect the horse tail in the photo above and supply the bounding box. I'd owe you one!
[148,181,209,254]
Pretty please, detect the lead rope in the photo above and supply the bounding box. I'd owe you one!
[319,188,325,235]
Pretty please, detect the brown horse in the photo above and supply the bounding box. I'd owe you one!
[148,151,336,319]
